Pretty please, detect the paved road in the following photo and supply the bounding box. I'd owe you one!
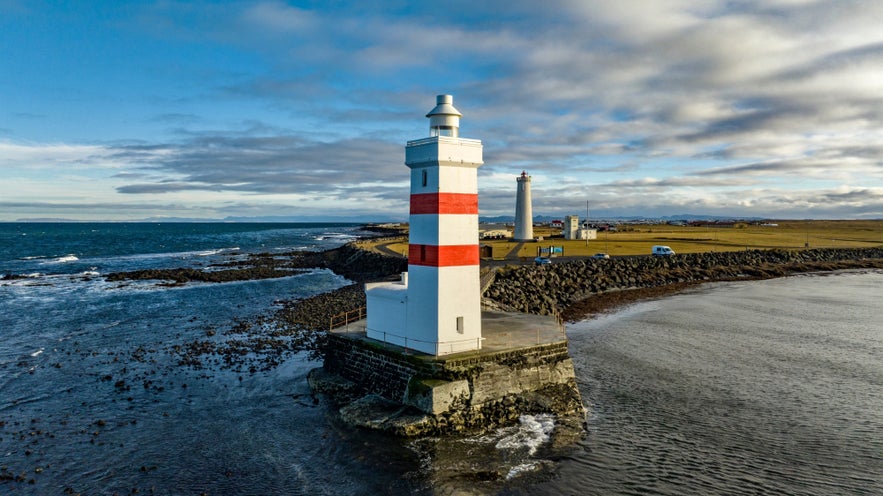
[503,241,527,259]
[374,241,407,258]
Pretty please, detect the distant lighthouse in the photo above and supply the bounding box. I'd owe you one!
[365,95,483,356]
[514,171,533,241]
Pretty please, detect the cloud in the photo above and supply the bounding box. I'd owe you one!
[110,131,408,201]
[4,1,883,220]
[0,141,121,168]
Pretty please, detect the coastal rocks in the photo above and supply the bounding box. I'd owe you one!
[339,395,410,429]
[105,260,308,285]
[319,243,408,283]
[101,235,407,287]
[306,368,362,404]
[276,283,366,334]
[485,247,883,321]
[168,283,369,373]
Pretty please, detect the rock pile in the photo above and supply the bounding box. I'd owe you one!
[319,243,407,283]
[102,238,407,287]
[485,247,883,318]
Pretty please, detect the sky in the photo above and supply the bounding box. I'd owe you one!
[2,0,883,222]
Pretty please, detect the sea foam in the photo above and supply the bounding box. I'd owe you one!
[495,414,556,456]
[44,254,79,264]
[198,247,240,256]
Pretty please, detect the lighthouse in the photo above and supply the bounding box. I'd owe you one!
[365,95,483,356]
[514,171,533,241]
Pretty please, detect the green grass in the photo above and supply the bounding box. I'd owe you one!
[363,220,883,259]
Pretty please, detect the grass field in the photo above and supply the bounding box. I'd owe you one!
[370,220,883,259]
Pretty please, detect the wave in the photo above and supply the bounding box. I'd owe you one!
[41,254,79,264]
[197,247,240,256]
[495,414,556,456]
[315,232,358,241]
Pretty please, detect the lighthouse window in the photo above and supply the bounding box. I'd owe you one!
[456,316,464,334]
[431,126,457,138]
[420,245,426,262]
[421,169,427,187]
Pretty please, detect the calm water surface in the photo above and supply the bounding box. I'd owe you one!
[539,271,883,496]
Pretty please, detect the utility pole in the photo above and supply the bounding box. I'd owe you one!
[585,200,589,247]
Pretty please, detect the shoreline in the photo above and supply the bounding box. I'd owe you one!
[99,239,883,372]
[560,260,883,322]
[486,247,883,319]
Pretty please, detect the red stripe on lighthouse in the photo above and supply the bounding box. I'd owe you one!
[408,244,479,267]
[410,193,478,215]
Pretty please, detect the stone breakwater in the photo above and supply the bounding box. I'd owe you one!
[266,245,883,362]
[485,247,883,320]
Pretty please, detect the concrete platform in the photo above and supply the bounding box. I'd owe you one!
[330,310,566,361]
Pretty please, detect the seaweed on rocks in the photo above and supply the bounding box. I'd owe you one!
[167,284,368,372]
[104,250,321,285]
[106,266,306,285]
[99,236,403,373]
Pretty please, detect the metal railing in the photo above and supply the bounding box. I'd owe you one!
[329,306,366,331]
[365,327,485,355]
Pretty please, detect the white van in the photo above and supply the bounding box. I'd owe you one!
[652,245,675,256]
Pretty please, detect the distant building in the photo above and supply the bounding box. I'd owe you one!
[564,215,597,240]
[480,229,510,239]
[564,216,580,239]
[550,219,564,229]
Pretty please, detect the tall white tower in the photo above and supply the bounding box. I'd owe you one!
[365,95,484,356]
[514,171,533,241]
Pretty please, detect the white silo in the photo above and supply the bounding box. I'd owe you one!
[513,171,533,241]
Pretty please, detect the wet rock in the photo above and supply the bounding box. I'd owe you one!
[486,247,883,322]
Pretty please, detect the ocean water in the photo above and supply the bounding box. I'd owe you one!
[2,224,881,494]
[543,271,883,496]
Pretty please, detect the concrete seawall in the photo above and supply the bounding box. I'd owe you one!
[310,319,584,437]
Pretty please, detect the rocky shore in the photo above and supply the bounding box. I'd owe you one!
[485,247,883,321]
[158,238,407,372]
[161,243,883,376]
[301,244,881,438]
[102,227,406,287]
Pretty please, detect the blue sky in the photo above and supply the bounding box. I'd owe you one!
[2,0,883,221]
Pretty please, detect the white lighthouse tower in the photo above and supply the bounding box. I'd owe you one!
[365,95,483,356]
[514,171,533,241]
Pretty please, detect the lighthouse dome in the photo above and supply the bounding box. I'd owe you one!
[426,94,461,137]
